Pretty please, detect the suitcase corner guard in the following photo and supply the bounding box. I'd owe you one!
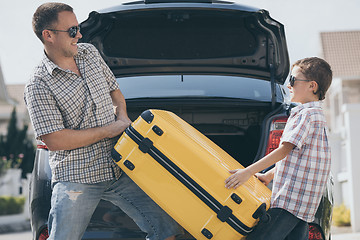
[111,148,122,162]
[141,110,154,124]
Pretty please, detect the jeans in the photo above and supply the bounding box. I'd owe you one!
[246,208,309,240]
[48,173,183,240]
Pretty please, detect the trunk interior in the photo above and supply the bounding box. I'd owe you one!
[127,105,271,167]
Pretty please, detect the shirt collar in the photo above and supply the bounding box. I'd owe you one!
[291,101,322,114]
[42,43,88,76]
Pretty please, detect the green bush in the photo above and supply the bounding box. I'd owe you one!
[333,203,351,226]
[0,196,25,215]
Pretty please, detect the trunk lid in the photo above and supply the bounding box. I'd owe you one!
[80,1,289,83]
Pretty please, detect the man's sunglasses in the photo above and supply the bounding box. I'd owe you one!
[289,75,312,87]
[47,25,80,38]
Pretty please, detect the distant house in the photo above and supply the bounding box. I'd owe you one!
[0,65,32,206]
[0,63,31,137]
[321,30,360,232]
[0,64,15,135]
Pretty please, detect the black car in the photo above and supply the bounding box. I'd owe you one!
[29,0,333,239]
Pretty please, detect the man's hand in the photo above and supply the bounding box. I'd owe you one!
[225,168,252,189]
[105,119,131,139]
[42,119,131,151]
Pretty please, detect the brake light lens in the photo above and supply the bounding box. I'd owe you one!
[265,116,288,155]
[37,141,48,150]
[38,226,49,240]
[308,224,324,240]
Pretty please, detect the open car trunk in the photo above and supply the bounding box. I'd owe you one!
[126,104,272,168]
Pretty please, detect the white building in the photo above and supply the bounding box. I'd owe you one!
[0,63,31,137]
[0,62,32,191]
[0,64,15,135]
[321,30,360,232]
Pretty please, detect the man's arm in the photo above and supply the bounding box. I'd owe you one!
[110,89,131,124]
[225,142,294,189]
[42,89,131,151]
[41,120,129,151]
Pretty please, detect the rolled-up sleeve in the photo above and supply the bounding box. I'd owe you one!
[280,110,311,149]
[24,81,64,140]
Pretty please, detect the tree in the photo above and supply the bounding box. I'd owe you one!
[0,107,35,178]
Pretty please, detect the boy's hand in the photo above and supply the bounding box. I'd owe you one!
[225,168,252,189]
[255,173,271,186]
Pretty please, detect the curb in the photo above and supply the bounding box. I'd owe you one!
[0,214,31,234]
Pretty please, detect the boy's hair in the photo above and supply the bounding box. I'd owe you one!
[292,57,332,101]
[32,2,73,43]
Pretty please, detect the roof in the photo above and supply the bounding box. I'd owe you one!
[7,84,26,110]
[321,31,360,78]
[0,64,10,104]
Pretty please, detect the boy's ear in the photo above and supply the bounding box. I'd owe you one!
[310,81,319,95]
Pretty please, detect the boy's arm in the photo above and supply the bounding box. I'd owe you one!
[225,142,294,189]
[255,168,276,186]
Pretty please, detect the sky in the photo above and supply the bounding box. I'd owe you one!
[0,0,359,85]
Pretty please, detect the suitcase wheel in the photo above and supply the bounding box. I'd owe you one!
[252,203,271,223]
[260,212,271,223]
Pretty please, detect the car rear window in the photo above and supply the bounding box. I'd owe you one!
[117,75,272,101]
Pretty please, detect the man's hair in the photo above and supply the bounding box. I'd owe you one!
[292,57,332,101]
[32,2,73,43]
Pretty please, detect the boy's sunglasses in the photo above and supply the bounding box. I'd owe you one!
[289,75,312,87]
[47,25,80,38]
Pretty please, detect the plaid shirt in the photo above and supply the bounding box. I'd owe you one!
[24,43,122,184]
[272,101,331,222]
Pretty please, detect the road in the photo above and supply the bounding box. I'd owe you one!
[0,231,32,240]
[1,230,360,240]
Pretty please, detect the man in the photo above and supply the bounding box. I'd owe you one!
[25,3,182,240]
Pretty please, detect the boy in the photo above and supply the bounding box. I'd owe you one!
[225,57,332,240]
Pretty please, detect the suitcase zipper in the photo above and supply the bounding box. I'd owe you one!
[125,126,253,236]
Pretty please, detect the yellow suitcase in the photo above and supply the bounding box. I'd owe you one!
[112,109,271,240]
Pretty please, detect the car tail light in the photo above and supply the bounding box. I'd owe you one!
[38,227,49,240]
[308,224,324,240]
[265,116,288,155]
[37,141,48,150]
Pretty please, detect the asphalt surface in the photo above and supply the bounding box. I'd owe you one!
[0,219,359,239]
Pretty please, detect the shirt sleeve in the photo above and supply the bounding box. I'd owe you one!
[24,81,65,140]
[281,110,311,149]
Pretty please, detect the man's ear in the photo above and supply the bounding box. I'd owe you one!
[42,30,54,43]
